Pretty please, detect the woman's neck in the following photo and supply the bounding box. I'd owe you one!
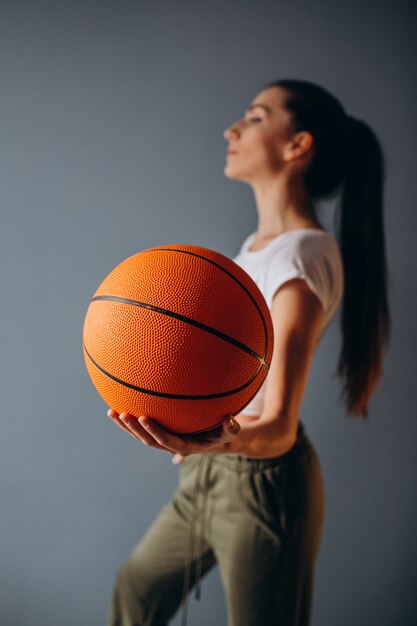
[251,175,320,237]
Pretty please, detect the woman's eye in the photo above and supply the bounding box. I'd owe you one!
[247,117,262,124]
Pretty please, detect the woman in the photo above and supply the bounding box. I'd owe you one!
[106,79,391,626]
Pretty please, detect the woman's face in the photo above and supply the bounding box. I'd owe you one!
[223,86,298,183]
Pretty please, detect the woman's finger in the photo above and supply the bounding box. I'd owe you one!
[107,410,171,451]
[107,409,139,438]
[138,417,188,456]
[119,414,174,452]
[222,416,241,439]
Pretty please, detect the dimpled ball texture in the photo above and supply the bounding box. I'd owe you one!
[83,244,273,434]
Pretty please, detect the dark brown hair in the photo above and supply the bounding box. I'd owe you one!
[265,79,391,418]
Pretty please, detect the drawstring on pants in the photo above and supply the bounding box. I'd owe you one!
[180,454,213,626]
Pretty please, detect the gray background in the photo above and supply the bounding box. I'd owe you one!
[1,1,416,625]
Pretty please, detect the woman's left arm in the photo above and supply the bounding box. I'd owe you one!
[108,277,324,461]
[220,277,325,458]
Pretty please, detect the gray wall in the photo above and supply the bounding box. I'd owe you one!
[1,1,416,625]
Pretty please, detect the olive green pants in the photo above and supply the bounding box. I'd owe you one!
[108,422,324,626]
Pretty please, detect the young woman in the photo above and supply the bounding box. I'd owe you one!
[106,79,391,626]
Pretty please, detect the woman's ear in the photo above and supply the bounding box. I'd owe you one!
[283,131,314,162]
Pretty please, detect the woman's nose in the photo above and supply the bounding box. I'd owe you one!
[223,122,241,141]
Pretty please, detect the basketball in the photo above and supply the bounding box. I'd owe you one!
[83,244,273,434]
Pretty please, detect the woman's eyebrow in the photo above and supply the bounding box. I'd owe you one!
[245,104,272,114]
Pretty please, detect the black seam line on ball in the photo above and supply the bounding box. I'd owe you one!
[83,343,265,400]
[91,295,269,370]
[145,247,269,361]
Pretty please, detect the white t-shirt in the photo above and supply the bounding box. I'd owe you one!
[232,228,345,417]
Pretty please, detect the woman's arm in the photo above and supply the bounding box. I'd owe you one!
[210,277,325,458]
[107,278,324,460]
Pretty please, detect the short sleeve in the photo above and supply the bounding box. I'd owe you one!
[265,235,340,313]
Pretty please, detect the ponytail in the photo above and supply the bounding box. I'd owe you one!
[336,116,391,417]
[265,79,392,417]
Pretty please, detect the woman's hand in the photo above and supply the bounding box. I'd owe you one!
[107,409,241,464]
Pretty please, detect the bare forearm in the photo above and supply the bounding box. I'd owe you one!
[212,413,297,459]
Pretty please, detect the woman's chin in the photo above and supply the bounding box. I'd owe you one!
[223,166,247,182]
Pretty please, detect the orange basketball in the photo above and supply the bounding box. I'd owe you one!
[83,244,273,434]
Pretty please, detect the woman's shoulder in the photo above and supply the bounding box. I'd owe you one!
[234,229,344,286]
[287,229,342,260]
[284,230,344,283]
[237,228,339,258]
